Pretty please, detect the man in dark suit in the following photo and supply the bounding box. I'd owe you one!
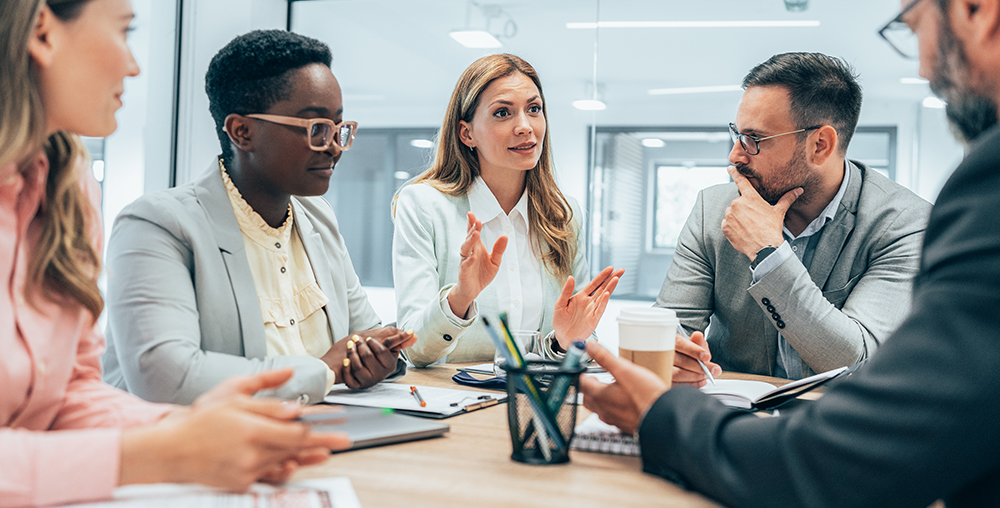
[580,0,1000,506]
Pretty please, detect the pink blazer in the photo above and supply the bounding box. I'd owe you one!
[1,154,173,507]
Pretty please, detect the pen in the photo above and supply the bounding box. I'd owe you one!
[676,323,716,386]
[410,385,426,407]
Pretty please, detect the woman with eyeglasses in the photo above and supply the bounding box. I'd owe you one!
[101,29,416,406]
[393,54,623,367]
[1,2,349,506]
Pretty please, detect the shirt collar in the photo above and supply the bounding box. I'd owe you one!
[468,176,529,224]
[785,160,850,239]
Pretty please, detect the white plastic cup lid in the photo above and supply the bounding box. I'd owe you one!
[616,307,678,325]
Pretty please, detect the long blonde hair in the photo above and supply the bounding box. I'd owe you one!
[1,0,104,319]
[402,54,576,278]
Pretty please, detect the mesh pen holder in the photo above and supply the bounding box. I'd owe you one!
[503,360,585,465]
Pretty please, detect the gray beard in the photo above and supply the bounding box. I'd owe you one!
[930,11,998,144]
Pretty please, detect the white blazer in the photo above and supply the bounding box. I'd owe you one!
[392,182,591,367]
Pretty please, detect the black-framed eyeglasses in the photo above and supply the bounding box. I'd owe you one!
[879,0,925,59]
[245,114,358,151]
[728,123,822,155]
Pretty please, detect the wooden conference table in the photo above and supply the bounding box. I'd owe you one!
[293,363,792,508]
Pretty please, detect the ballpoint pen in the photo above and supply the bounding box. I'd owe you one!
[676,323,716,385]
[410,385,426,407]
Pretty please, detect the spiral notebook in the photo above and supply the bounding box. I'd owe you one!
[571,414,641,457]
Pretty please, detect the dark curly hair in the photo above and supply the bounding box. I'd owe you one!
[205,29,332,166]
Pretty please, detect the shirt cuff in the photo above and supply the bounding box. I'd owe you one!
[438,284,479,327]
[751,241,792,283]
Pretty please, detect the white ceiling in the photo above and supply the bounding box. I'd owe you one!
[291,0,926,128]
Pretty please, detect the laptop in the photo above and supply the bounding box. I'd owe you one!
[299,405,450,451]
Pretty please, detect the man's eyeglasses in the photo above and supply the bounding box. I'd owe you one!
[246,114,358,151]
[729,123,822,156]
[879,0,925,59]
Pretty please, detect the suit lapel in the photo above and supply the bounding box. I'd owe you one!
[807,161,862,290]
[194,160,268,359]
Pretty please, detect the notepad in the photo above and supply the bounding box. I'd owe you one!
[571,413,640,457]
[324,383,506,419]
[701,365,850,410]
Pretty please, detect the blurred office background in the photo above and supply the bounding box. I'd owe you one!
[94,0,962,342]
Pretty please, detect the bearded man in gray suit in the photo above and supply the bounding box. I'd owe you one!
[658,52,931,381]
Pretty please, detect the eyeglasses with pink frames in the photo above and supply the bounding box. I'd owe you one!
[246,114,358,151]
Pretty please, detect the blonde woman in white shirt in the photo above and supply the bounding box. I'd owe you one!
[393,54,623,367]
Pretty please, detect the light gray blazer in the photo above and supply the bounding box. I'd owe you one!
[102,160,381,404]
[656,160,932,378]
[392,183,589,367]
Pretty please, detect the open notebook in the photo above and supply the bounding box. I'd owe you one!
[701,365,852,410]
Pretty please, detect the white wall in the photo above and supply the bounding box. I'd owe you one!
[173,0,288,186]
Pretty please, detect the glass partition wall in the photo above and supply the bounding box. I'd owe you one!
[290,0,940,298]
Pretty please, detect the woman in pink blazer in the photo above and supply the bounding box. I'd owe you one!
[0,1,348,506]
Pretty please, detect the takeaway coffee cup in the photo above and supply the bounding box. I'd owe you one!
[617,308,678,387]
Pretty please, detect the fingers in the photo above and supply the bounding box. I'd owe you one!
[465,211,476,233]
[728,166,759,197]
[347,339,377,387]
[557,276,576,306]
[230,398,303,422]
[300,430,352,452]
[364,335,398,371]
[225,369,296,397]
[340,357,360,389]
[382,330,417,351]
[489,235,508,265]
[583,341,627,376]
[582,266,614,295]
[774,187,804,214]
[578,374,606,401]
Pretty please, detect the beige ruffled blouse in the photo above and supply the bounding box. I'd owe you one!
[220,162,337,390]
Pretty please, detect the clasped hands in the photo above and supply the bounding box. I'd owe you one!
[321,326,417,389]
[446,211,623,350]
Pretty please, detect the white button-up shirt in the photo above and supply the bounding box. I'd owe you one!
[443,177,543,332]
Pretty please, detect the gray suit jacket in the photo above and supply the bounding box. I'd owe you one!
[102,160,381,404]
[656,160,931,377]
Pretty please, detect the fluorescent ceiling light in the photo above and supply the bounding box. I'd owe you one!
[641,138,666,148]
[573,99,607,111]
[410,139,434,149]
[449,30,502,48]
[566,20,820,29]
[394,171,412,180]
[900,77,929,85]
[649,85,743,95]
[923,96,946,109]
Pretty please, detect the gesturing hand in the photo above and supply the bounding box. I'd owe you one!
[722,166,801,260]
[551,266,624,350]
[579,342,668,434]
[447,211,508,318]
